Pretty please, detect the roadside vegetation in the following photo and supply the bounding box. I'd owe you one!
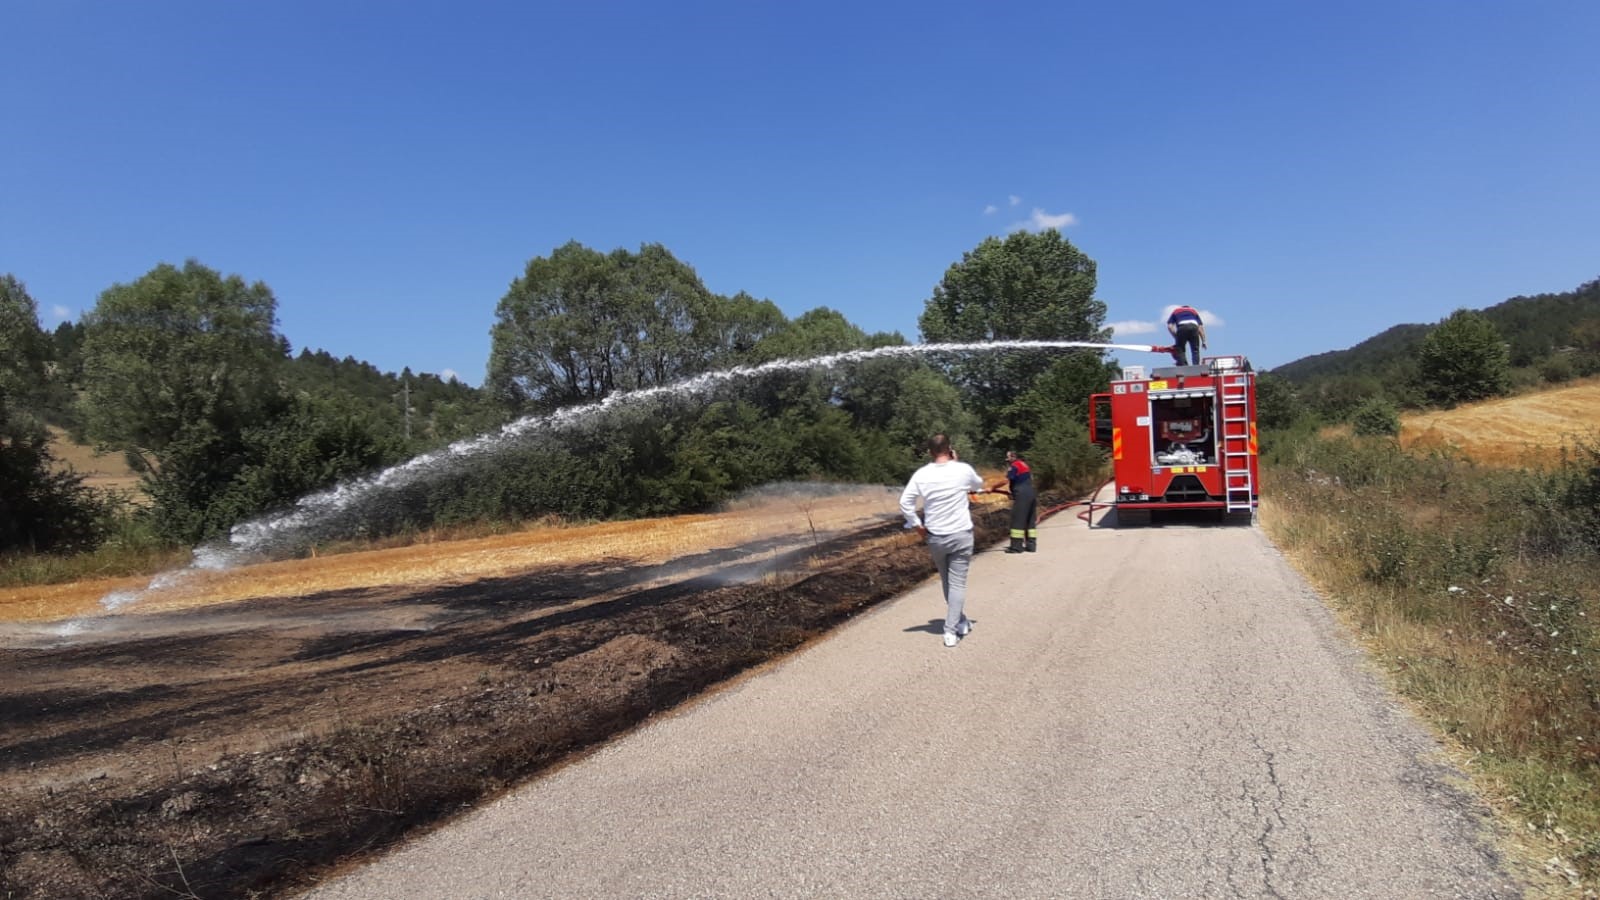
[1261,416,1600,888]
[1,232,1113,586]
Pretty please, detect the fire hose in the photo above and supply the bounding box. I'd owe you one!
[981,476,1116,530]
[1042,477,1116,527]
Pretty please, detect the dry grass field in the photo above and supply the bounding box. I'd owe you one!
[1400,377,1600,466]
[0,483,951,624]
[44,425,143,494]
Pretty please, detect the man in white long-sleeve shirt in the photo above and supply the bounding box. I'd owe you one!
[900,433,987,647]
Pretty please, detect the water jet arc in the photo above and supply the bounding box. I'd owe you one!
[96,339,1159,612]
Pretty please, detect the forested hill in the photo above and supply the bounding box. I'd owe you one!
[1273,277,1600,382]
[284,348,495,444]
[1270,323,1432,383]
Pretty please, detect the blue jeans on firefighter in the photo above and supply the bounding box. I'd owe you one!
[926,530,974,635]
[1174,323,1202,365]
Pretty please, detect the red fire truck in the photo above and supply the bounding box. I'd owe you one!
[1088,355,1258,525]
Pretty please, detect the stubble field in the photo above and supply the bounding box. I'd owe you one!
[1400,377,1600,465]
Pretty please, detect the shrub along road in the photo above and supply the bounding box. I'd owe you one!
[310,503,1521,899]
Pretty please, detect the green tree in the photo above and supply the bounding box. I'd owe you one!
[1304,373,1386,422]
[1004,353,1118,447]
[1253,371,1306,430]
[1415,309,1511,407]
[748,307,881,362]
[1351,397,1401,437]
[79,261,289,541]
[1027,410,1105,494]
[616,243,723,384]
[489,242,739,413]
[918,230,1109,446]
[0,275,50,407]
[1539,354,1575,384]
[224,392,409,527]
[840,360,975,466]
[0,275,104,552]
[707,291,788,367]
[1568,319,1600,377]
[488,242,626,411]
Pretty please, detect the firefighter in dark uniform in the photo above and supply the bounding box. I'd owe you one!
[1000,451,1038,553]
[1166,304,1207,366]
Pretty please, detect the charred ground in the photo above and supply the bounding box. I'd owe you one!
[0,499,1029,899]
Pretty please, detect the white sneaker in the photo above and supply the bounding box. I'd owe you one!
[943,632,960,648]
[957,619,972,637]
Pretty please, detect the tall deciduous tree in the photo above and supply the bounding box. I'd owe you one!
[79,261,290,540]
[747,307,888,363]
[489,242,746,413]
[0,275,50,407]
[918,230,1110,445]
[1416,309,1511,407]
[80,261,286,464]
[841,361,975,466]
[708,291,788,367]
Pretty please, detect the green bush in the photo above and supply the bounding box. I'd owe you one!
[1351,397,1400,437]
[0,421,111,554]
[1539,354,1576,384]
[1026,411,1106,495]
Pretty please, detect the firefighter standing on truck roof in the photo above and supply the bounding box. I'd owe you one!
[1167,305,1207,365]
[999,451,1038,553]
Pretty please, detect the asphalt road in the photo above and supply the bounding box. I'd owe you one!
[308,504,1521,899]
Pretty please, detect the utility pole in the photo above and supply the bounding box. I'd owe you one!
[403,376,412,441]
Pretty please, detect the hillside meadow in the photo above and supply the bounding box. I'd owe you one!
[1401,378,1600,467]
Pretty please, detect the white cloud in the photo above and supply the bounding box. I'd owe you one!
[1008,194,1022,207]
[49,304,71,321]
[1109,320,1160,336]
[1007,207,1079,233]
[441,368,461,383]
[982,204,998,215]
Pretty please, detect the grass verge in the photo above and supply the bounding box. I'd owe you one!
[1261,432,1600,894]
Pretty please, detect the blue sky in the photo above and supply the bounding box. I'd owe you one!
[6,1,1598,382]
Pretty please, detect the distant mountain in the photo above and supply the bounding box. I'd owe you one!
[1273,277,1600,383]
[1271,323,1433,382]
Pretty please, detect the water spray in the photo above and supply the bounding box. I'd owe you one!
[93,339,1168,614]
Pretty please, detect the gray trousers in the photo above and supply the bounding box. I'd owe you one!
[927,530,974,635]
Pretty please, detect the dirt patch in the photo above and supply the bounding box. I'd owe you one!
[0,492,1033,899]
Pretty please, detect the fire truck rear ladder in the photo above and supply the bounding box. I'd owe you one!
[1219,372,1255,513]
